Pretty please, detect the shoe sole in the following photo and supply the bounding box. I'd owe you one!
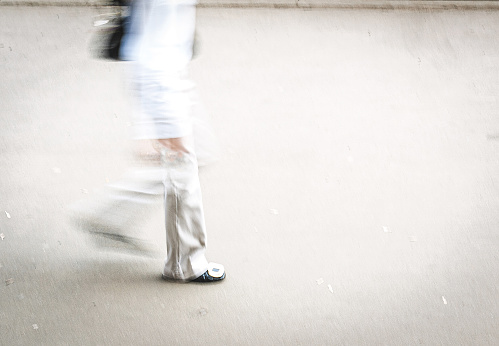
[161,272,226,283]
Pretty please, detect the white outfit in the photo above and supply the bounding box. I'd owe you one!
[121,0,198,139]
[76,0,214,280]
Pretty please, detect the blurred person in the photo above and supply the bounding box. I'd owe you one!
[71,0,225,283]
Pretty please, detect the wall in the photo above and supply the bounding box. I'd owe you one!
[0,0,498,9]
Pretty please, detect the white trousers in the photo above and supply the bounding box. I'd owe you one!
[84,0,212,280]
[100,142,209,281]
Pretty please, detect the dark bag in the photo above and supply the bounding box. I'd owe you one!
[105,16,126,60]
[90,12,128,61]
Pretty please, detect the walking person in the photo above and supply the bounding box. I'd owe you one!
[72,0,225,283]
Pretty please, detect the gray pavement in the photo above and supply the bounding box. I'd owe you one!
[1,5,499,345]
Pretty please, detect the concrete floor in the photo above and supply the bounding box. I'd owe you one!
[1,6,498,345]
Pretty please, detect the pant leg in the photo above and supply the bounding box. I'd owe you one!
[161,139,208,280]
[71,167,165,229]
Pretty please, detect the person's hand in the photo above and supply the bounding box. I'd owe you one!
[155,138,189,154]
[133,138,190,164]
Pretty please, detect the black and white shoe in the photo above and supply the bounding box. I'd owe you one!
[162,263,226,283]
[192,263,225,282]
